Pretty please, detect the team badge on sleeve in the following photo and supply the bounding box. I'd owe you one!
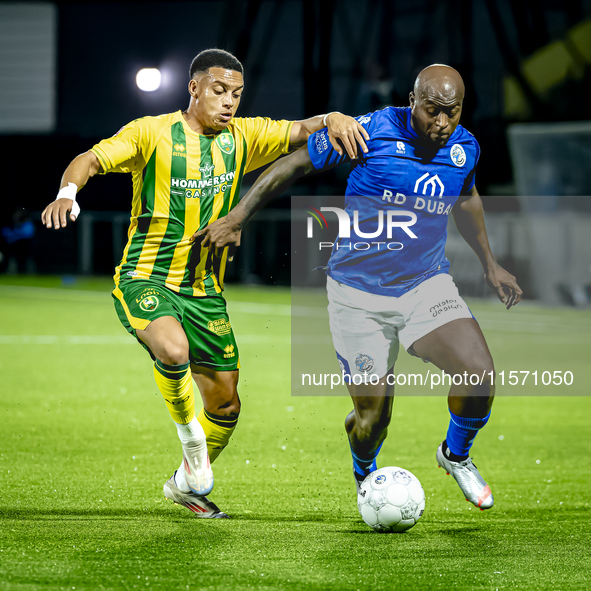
[450,144,466,167]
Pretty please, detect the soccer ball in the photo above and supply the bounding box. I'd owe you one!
[357,467,425,532]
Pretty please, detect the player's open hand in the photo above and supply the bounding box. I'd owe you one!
[41,198,80,229]
[325,113,370,160]
[192,215,242,260]
[485,263,523,309]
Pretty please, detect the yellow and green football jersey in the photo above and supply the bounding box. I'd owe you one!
[91,111,293,297]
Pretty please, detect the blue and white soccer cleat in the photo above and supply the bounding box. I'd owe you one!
[436,442,494,510]
[182,442,214,496]
[163,473,229,518]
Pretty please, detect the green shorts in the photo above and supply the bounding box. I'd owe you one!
[113,279,239,371]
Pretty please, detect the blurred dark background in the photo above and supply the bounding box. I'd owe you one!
[1,0,591,301]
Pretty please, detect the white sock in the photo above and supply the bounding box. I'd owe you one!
[175,416,206,446]
[174,459,191,493]
[174,417,208,493]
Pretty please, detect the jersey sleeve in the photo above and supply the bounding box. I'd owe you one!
[462,136,481,194]
[91,118,152,174]
[232,117,293,174]
[307,112,373,170]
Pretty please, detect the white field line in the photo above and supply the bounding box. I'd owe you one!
[0,285,295,315]
[1,333,589,346]
[2,285,590,336]
[0,285,109,304]
[0,334,292,345]
[228,301,292,316]
[477,319,590,335]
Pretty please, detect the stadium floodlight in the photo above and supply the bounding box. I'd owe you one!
[136,68,161,92]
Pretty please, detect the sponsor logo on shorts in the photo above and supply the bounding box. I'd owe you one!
[208,318,232,336]
[396,141,405,154]
[430,298,463,318]
[450,143,466,167]
[355,353,374,373]
[139,295,159,312]
[357,114,372,125]
[223,344,236,358]
[127,271,138,277]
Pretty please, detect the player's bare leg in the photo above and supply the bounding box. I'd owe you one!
[345,369,395,491]
[412,318,495,417]
[345,369,395,456]
[412,318,495,509]
[137,317,214,498]
[137,315,190,366]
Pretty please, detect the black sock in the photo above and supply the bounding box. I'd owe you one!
[442,440,469,462]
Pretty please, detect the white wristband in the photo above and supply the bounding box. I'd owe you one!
[322,111,337,127]
[55,182,81,220]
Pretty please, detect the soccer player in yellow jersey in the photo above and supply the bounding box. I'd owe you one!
[42,49,369,518]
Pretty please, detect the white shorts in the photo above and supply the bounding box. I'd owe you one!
[326,273,473,378]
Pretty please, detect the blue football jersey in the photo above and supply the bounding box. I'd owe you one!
[307,106,480,296]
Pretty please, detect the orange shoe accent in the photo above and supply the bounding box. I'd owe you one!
[477,484,492,507]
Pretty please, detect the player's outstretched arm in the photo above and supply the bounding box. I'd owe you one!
[290,113,369,159]
[195,146,316,255]
[41,151,102,229]
[453,186,523,309]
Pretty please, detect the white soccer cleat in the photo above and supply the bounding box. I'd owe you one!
[436,442,494,510]
[182,439,214,496]
[163,473,229,518]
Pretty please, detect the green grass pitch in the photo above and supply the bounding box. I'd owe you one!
[1,276,590,591]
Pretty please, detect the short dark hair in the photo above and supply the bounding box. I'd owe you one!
[189,49,244,79]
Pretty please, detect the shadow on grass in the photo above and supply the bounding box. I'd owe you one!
[0,506,191,521]
[228,512,358,522]
[1,506,360,525]
[0,506,350,525]
[343,523,486,535]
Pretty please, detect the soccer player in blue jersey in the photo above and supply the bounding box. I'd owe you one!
[198,65,522,510]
